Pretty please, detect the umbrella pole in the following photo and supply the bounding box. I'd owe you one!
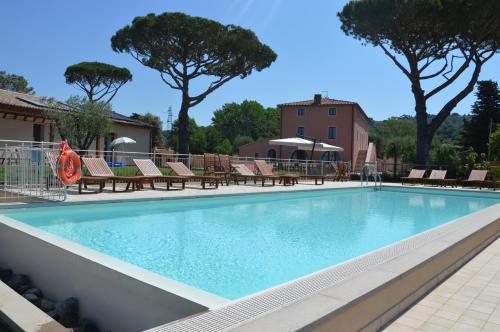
[311,139,317,161]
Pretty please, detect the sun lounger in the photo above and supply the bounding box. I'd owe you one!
[217,154,240,185]
[461,170,496,190]
[79,157,148,194]
[423,170,457,187]
[254,160,298,186]
[299,175,325,185]
[203,153,218,175]
[166,162,220,189]
[204,153,232,185]
[218,155,235,172]
[233,163,278,186]
[401,169,425,185]
[205,154,239,185]
[330,162,350,181]
[133,159,187,190]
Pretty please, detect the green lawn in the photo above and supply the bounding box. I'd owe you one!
[0,165,53,184]
[104,165,205,177]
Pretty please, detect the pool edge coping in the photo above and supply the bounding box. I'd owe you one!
[0,279,70,332]
[1,183,497,211]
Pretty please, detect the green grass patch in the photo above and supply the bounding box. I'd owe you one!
[98,165,205,176]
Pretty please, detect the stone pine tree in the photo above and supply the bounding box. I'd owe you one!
[460,80,500,158]
[111,12,277,154]
[338,0,500,164]
[64,62,132,104]
[0,70,35,94]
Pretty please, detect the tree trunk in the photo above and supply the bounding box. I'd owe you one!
[416,121,431,166]
[177,94,190,154]
[413,86,431,166]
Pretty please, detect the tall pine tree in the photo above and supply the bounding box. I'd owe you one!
[460,81,500,157]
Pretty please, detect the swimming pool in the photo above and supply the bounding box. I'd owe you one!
[3,187,499,300]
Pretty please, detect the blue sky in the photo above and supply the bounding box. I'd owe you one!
[1,0,498,127]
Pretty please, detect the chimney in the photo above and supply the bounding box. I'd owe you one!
[313,94,322,105]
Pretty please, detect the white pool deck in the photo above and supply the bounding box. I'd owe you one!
[384,238,500,332]
[67,179,368,203]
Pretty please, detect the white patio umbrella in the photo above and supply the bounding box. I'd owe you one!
[110,137,136,148]
[314,142,344,152]
[269,137,343,160]
[110,137,136,168]
[269,137,315,149]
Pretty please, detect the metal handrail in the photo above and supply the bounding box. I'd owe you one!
[1,142,66,202]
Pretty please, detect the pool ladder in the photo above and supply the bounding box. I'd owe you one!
[360,164,382,191]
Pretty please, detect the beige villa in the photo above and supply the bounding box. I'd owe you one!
[239,94,371,165]
[0,88,153,153]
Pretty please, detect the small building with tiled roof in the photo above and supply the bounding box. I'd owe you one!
[0,88,154,153]
[239,94,370,165]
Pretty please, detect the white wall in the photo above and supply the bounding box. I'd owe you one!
[112,123,151,153]
[0,118,153,154]
[0,118,37,141]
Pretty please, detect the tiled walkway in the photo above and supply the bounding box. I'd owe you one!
[384,238,500,332]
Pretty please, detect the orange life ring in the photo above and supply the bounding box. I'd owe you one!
[56,142,81,185]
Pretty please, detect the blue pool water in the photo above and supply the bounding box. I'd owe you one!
[3,187,499,299]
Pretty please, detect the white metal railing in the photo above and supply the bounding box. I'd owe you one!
[360,162,383,190]
[1,139,355,202]
[1,140,66,202]
[73,148,351,178]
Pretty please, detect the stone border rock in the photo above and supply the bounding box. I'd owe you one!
[0,267,101,332]
[0,278,68,332]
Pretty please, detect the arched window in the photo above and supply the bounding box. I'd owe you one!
[267,149,277,159]
[321,151,342,161]
[290,150,309,160]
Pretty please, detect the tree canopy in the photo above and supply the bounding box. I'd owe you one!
[0,70,35,94]
[489,126,500,160]
[460,80,500,158]
[339,0,500,164]
[111,12,277,154]
[64,62,132,103]
[369,114,468,161]
[48,96,112,152]
[166,117,207,154]
[370,116,418,163]
[164,100,279,155]
[211,100,280,144]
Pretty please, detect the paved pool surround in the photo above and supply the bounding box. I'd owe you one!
[0,183,499,332]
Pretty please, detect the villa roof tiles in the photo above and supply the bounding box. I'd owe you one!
[0,88,152,128]
[0,88,48,111]
[278,97,357,107]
